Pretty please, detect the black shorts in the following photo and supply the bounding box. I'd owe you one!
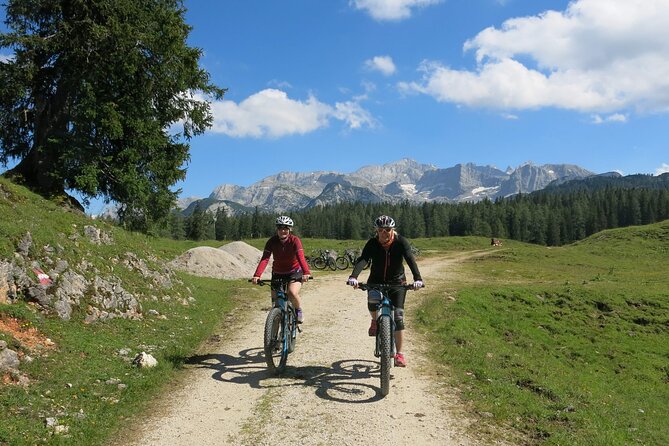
[271,270,303,282]
[367,286,406,309]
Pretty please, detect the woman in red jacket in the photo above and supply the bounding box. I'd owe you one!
[252,216,311,323]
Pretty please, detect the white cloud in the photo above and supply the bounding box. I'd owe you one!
[350,0,442,21]
[365,55,397,76]
[333,100,377,130]
[0,53,14,63]
[401,0,669,114]
[501,113,518,120]
[590,113,627,124]
[267,79,293,89]
[656,163,669,175]
[208,89,374,138]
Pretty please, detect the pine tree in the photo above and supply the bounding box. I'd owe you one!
[214,206,229,241]
[0,0,225,231]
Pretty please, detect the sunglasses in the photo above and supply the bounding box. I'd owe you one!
[377,228,393,232]
[277,225,291,230]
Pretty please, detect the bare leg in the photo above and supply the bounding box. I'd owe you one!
[287,281,302,309]
[395,329,404,353]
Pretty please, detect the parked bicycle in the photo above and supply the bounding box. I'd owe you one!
[250,276,311,374]
[340,248,369,270]
[312,249,342,271]
[349,282,422,396]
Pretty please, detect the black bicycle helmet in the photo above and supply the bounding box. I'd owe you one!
[374,215,395,228]
[275,215,294,227]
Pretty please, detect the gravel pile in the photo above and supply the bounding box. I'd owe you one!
[169,241,271,280]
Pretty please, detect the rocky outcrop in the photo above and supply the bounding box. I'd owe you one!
[1,228,177,323]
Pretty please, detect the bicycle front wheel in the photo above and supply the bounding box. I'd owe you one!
[287,306,297,354]
[263,308,288,374]
[335,256,349,270]
[313,257,326,270]
[378,316,393,396]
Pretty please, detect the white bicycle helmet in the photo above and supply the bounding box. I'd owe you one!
[275,215,294,227]
[374,215,395,228]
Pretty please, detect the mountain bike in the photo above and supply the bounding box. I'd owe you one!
[251,277,311,374]
[312,249,338,271]
[350,282,422,396]
[341,248,369,270]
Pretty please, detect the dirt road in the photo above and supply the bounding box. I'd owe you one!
[114,253,508,446]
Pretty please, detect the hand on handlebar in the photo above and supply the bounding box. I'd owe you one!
[413,280,424,290]
[347,277,359,288]
[302,275,312,283]
[251,276,260,284]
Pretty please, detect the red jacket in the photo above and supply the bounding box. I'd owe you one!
[254,234,311,277]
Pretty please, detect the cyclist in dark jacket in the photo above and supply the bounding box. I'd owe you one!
[347,215,423,367]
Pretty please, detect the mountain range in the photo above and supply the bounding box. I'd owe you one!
[180,159,597,216]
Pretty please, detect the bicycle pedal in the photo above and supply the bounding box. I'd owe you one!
[297,326,303,333]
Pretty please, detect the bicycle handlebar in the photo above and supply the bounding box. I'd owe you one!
[249,276,313,286]
[347,282,423,291]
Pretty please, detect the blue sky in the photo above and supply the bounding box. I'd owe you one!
[3,0,669,213]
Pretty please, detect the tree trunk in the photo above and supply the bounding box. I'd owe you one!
[5,86,66,197]
[5,147,60,194]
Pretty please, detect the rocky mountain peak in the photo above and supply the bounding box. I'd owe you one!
[182,159,595,215]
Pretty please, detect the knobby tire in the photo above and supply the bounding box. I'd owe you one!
[328,259,337,271]
[335,256,349,270]
[287,306,297,354]
[264,307,287,374]
[313,257,326,270]
[378,315,392,396]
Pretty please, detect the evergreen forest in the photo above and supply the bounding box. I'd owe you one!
[167,178,669,246]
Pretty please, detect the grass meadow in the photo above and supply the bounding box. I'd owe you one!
[415,221,669,445]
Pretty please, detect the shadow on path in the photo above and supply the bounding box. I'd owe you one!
[185,349,388,403]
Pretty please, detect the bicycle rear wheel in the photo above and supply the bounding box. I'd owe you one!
[263,308,288,373]
[378,316,392,396]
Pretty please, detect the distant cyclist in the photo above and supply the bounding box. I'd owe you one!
[347,215,423,367]
[252,216,311,323]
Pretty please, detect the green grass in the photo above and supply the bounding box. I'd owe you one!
[415,221,669,445]
[0,276,245,445]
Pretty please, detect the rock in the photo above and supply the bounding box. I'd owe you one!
[53,271,89,320]
[132,352,158,368]
[91,276,142,318]
[118,348,132,356]
[0,259,15,304]
[17,232,32,257]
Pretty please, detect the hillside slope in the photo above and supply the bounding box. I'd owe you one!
[0,177,246,444]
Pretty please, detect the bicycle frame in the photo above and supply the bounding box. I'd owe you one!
[252,277,308,373]
[271,280,298,355]
[354,282,419,396]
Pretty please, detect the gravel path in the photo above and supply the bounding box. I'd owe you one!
[113,253,512,446]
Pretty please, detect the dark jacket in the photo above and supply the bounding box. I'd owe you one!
[350,233,422,284]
